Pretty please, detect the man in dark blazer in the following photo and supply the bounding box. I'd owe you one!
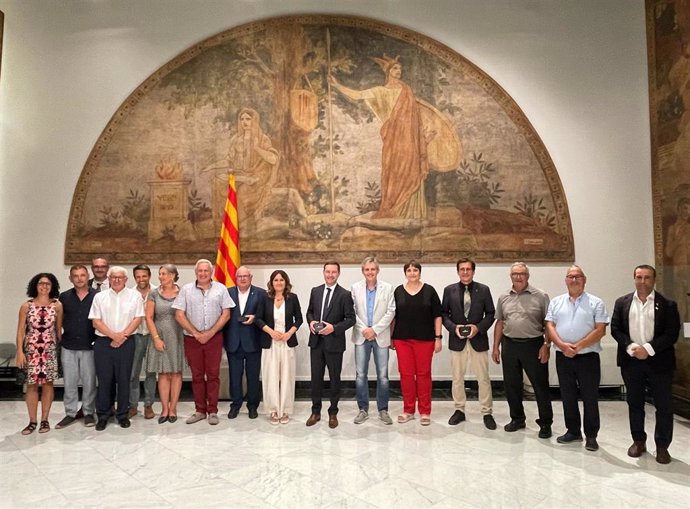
[611,264,680,464]
[224,266,265,420]
[442,258,496,429]
[306,261,356,429]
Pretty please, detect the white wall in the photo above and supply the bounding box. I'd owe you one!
[0,0,651,384]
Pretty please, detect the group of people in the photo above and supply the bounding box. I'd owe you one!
[15,256,681,464]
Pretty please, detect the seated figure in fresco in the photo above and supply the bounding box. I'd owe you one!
[329,56,433,220]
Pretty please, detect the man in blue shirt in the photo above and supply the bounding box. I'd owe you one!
[545,265,609,452]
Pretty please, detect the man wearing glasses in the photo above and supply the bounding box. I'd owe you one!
[492,262,553,438]
[89,257,110,291]
[88,266,144,430]
[545,265,609,452]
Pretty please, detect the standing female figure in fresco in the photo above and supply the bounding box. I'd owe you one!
[15,273,63,435]
[329,56,430,219]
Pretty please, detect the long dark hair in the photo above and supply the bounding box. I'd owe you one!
[26,273,60,299]
[267,270,293,298]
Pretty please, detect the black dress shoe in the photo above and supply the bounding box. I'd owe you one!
[118,418,131,428]
[504,419,526,432]
[556,431,583,444]
[656,447,671,464]
[228,407,240,419]
[483,415,497,430]
[95,420,107,431]
[168,416,178,423]
[158,416,169,424]
[538,424,552,439]
[627,440,646,458]
[448,410,466,425]
[248,408,258,419]
[585,437,599,451]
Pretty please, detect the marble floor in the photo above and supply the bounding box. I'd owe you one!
[1,400,689,508]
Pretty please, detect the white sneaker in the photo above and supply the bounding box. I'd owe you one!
[379,410,393,425]
[208,413,219,425]
[186,412,206,424]
[354,410,368,424]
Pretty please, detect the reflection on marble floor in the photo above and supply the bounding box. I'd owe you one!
[0,400,688,508]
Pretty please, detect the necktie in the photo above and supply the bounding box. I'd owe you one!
[321,287,332,322]
[96,282,102,291]
[463,286,471,319]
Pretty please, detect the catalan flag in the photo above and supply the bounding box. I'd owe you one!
[214,174,240,287]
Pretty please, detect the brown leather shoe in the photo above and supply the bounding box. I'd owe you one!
[328,414,339,429]
[128,407,138,418]
[656,447,672,464]
[627,440,646,458]
[144,406,155,420]
[306,414,321,427]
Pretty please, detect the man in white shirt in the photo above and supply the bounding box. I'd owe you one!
[611,264,681,464]
[89,266,144,430]
[128,264,157,420]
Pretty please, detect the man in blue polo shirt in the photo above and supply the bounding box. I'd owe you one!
[545,265,609,452]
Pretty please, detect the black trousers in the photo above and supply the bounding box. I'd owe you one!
[226,345,261,411]
[621,360,674,448]
[502,337,553,425]
[310,343,343,415]
[555,351,600,438]
[94,337,135,421]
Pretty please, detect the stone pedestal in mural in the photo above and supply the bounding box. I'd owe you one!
[147,179,196,242]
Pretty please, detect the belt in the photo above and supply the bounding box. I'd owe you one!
[503,335,543,343]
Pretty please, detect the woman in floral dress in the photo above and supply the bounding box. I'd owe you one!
[15,273,63,435]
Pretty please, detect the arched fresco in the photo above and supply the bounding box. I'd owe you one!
[65,15,573,264]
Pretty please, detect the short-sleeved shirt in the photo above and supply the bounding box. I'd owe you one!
[392,283,442,341]
[495,285,550,338]
[59,287,97,350]
[172,280,235,334]
[545,292,609,354]
[88,287,145,336]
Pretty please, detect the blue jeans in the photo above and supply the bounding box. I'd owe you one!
[355,341,390,412]
[129,333,157,408]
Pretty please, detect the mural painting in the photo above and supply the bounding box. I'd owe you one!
[647,0,690,410]
[65,15,573,265]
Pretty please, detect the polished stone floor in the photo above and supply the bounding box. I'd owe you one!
[1,400,688,508]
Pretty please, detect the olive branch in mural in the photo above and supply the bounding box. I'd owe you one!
[65,15,573,264]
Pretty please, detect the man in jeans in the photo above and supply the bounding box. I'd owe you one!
[128,264,157,419]
[350,257,396,425]
[173,259,234,425]
[56,265,98,428]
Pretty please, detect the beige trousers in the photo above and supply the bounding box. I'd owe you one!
[450,345,493,415]
[261,341,296,416]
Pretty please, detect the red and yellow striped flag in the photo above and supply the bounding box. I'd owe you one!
[214,174,240,287]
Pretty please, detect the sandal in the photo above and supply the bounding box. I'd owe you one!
[420,415,431,426]
[279,414,289,424]
[21,422,37,435]
[397,413,414,423]
[39,420,50,433]
[270,412,280,425]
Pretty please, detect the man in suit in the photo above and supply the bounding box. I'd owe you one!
[89,257,110,291]
[224,265,265,420]
[545,265,608,452]
[306,261,356,429]
[611,264,680,464]
[351,256,396,425]
[442,258,497,429]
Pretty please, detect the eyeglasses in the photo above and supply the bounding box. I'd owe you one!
[510,273,527,278]
[37,281,52,286]
[565,275,583,281]
[109,276,126,281]
[236,275,251,279]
